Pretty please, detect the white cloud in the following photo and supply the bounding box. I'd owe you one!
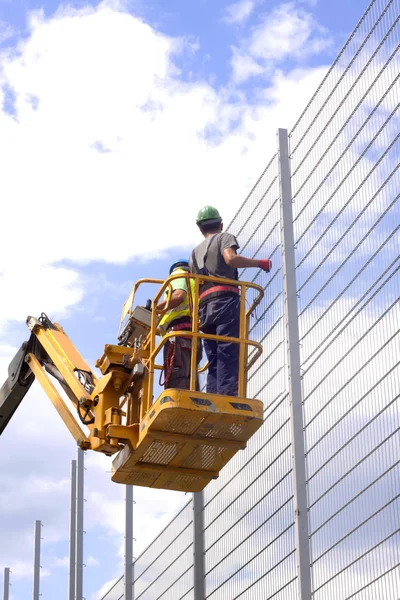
[84,451,188,557]
[0,387,75,576]
[230,49,264,83]
[0,0,333,339]
[231,1,332,82]
[249,3,328,61]
[87,554,100,567]
[0,0,325,335]
[223,0,255,24]
[92,577,119,600]
[0,265,83,333]
[7,562,51,580]
[0,1,335,597]
[50,555,69,568]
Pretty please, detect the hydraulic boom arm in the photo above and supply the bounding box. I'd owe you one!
[1,312,133,453]
[0,338,36,435]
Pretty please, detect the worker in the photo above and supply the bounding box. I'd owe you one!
[156,259,202,390]
[189,206,272,397]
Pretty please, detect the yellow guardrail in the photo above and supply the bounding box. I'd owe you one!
[121,273,264,415]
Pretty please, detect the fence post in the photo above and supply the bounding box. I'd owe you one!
[3,568,9,600]
[32,520,41,600]
[124,485,134,600]
[69,460,77,600]
[193,491,205,600]
[278,128,312,600]
[75,448,84,600]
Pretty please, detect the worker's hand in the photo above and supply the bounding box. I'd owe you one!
[258,259,272,272]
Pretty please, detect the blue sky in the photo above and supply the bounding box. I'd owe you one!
[0,0,377,598]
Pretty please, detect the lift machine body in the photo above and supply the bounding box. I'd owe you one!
[0,274,264,492]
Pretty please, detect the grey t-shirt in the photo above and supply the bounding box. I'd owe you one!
[189,232,239,280]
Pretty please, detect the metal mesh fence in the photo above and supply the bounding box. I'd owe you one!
[100,1,399,598]
[101,500,194,600]
[202,157,297,600]
[289,0,400,597]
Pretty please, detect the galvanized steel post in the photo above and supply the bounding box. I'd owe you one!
[69,460,77,600]
[3,568,10,600]
[278,128,312,600]
[193,491,205,600]
[124,486,134,600]
[32,520,41,600]
[75,448,84,600]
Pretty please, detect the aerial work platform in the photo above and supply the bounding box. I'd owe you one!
[112,388,263,491]
[0,274,264,492]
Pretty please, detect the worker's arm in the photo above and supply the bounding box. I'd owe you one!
[223,248,272,272]
[157,289,187,312]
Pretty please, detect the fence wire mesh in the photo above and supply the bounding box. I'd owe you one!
[100,500,194,600]
[101,0,399,598]
[202,157,297,600]
[290,0,400,597]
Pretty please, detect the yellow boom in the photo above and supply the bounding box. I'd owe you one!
[0,274,264,492]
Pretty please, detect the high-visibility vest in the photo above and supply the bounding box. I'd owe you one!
[159,269,195,335]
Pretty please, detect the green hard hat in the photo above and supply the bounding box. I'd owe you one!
[196,205,222,225]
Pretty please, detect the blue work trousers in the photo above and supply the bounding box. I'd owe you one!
[199,295,240,396]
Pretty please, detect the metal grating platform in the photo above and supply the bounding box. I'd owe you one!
[111,389,264,492]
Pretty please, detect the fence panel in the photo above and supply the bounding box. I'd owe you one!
[202,157,298,600]
[100,500,194,600]
[289,0,400,597]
